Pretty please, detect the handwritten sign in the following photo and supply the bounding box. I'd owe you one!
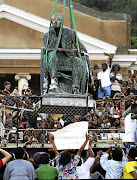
[51,121,89,150]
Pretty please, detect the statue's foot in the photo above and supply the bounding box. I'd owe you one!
[48,87,64,93]
[49,84,58,90]
[49,78,58,90]
[48,88,58,93]
[73,88,81,95]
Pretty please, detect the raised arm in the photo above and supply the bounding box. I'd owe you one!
[90,150,103,174]
[122,106,131,118]
[0,148,12,166]
[49,133,59,156]
[109,55,113,68]
[77,132,89,156]
[87,136,95,158]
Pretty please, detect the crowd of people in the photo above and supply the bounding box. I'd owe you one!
[0,60,137,178]
[0,133,137,179]
[89,55,137,101]
[1,60,137,145]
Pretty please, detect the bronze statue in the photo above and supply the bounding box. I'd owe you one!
[43,13,90,94]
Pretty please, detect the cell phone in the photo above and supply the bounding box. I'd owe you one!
[37,117,41,121]
[131,70,134,74]
[92,131,96,135]
[54,124,57,128]
[114,115,119,118]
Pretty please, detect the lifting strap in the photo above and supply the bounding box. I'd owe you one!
[69,0,86,79]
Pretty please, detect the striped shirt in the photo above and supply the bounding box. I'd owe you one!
[110,72,123,91]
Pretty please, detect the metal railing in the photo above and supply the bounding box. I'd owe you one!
[0,95,125,148]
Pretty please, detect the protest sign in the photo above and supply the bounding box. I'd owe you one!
[51,121,88,150]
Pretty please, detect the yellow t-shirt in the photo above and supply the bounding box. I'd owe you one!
[122,161,137,179]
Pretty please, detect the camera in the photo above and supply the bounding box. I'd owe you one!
[105,123,110,128]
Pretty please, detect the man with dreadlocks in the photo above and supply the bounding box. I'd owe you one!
[43,13,90,94]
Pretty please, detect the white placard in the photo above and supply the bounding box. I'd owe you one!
[51,121,89,150]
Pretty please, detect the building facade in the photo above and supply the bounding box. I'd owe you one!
[0,0,136,94]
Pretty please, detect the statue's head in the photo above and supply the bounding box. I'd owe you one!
[51,13,63,28]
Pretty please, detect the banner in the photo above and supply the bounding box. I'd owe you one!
[51,121,88,150]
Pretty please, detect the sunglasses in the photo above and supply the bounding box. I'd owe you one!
[53,18,60,23]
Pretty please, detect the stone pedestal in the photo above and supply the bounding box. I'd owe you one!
[38,93,95,116]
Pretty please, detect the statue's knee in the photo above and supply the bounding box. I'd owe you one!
[47,54,58,67]
[73,57,82,67]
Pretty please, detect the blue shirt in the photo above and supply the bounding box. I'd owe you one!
[100,153,127,179]
[3,159,37,180]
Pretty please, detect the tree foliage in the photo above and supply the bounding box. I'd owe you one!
[73,0,137,48]
[131,37,137,49]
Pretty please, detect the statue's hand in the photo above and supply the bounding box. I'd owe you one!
[46,26,58,48]
[49,26,57,37]
[101,87,104,92]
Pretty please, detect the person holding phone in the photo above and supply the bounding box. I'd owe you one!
[100,146,127,179]
[110,64,123,98]
[129,74,137,95]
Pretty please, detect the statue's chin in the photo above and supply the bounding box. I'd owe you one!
[53,24,61,28]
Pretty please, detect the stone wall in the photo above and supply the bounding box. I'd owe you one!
[2,0,131,48]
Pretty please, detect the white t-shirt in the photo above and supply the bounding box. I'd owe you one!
[76,157,95,179]
[97,67,111,88]
[122,113,136,143]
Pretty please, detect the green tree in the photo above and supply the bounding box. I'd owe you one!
[131,37,137,49]
[73,0,137,48]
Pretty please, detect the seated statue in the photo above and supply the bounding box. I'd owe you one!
[43,13,90,94]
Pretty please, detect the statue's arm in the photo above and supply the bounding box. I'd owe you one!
[43,27,58,48]
[79,40,87,53]
[72,30,87,53]
[72,30,91,71]
[86,55,91,72]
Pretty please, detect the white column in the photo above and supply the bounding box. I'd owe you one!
[15,73,31,95]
